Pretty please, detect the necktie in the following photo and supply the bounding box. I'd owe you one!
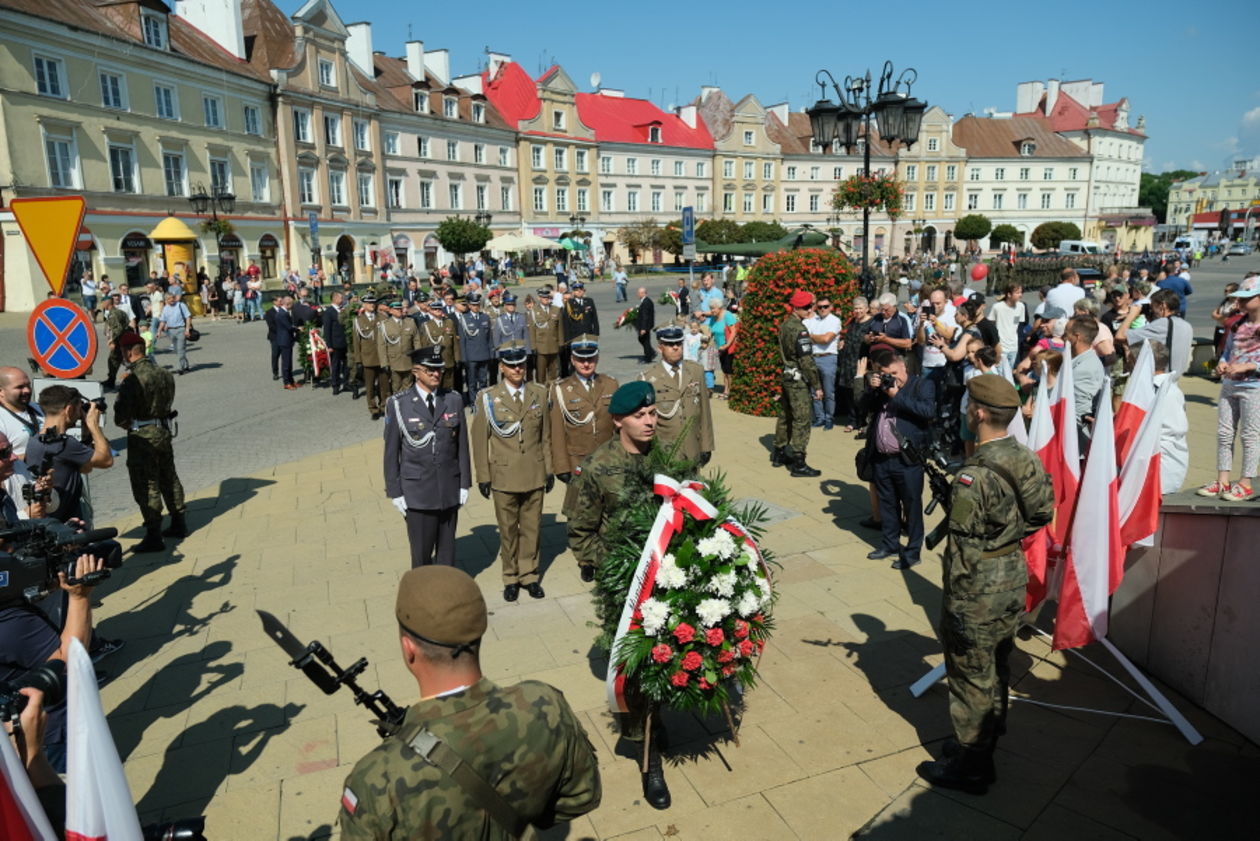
[512,389,523,412]
[427,393,435,416]
[672,365,681,386]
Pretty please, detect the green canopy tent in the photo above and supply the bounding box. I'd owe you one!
[559,237,590,251]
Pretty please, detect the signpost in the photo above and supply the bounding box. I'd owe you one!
[308,210,321,262]
[682,206,696,288]
[26,298,98,379]
[10,196,86,296]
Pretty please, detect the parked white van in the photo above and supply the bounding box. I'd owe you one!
[1058,240,1105,255]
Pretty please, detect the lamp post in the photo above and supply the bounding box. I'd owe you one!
[187,182,235,221]
[475,211,493,228]
[807,61,927,299]
[913,216,926,256]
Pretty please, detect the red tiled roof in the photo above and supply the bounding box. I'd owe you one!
[953,116,1089,158]
[574,93,713,149]
[481,61,541,127]
[1015,90,1145,137]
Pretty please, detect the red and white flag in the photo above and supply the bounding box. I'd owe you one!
[1117,377,1172,548]
[1114,342,1155,464]
[1022,367,1054,609]
[1047,345,1081,548]
[65,638,143,841]
[1054,384,1123,650]
[0,723,57,841]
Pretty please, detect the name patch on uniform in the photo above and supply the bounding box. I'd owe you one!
[957,473,974,486]
[341,786,359,815]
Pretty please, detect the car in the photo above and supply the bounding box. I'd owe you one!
[1074,267,1103,292]
[1227,243,1253,256]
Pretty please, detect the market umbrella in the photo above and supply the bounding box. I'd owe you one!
[487,232,563,251]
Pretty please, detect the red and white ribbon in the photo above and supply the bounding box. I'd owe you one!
[606,474,717,713]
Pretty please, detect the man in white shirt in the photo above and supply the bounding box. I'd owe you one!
[804,297,842,430]
[1116,289,1193,375]
[0,367,44,459]
[916,288,959,384]
[988,283,1027,369]
[1045,267,1086,316]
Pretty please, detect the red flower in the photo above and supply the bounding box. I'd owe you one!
[738,639,755,657]
[733,620,750,640]
[752,613,765,625]
[698,677,713,690]
[705,628,724,646]
[671,671,689,687]
[651,643,673,664]
[681,651,704,671]
[672,623,695,644]
[756,639,766,653]
[721,664,737,677]
[717,649,736,663]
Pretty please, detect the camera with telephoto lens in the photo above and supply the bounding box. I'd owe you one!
[81,396,107,414]
[879,373,897,390]
[22,435,56,505]
[0,658,65,720]
[0,519,123,606]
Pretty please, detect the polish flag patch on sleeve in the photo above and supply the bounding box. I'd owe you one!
[956,473,974,486]
[341,786,359,815]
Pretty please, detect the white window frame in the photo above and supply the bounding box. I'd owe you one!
[966,192,979,210]
[743,161,754,180]
[552,109,566,131]
[500,185,512,211]
[293,108,312,142]
[696,161,707,178]
[785,193,797,213]
[250,162,269,202]
[627,190,639,213]
[968,167,980,182]
[787,165,798,181]
[576,187,589,213]
[531,145,544,169]
[601,189,614,212]
[328,170,347,206]
[108,141,139,193]
[924,193,936,211]
[443,97,458,118]
[905,164,917,181]
[141,11,168,50]
[358,172,375,207]
[743,130,754,146]
[627,157,639,175]
[387,177,404,209]
[742,192,753,213]
[649,126,662,143]
[1043,167,1054,181]
[533,186,547,212]
[1040,192,1052,209]
[927,138,939,152]
[418,137,430,158]
[943,193,955,211]
[946,165,957,181]
[472,103,485,124]
[99,70,127,110]
[650,191,662,213]
[905,193,917,212]
[696,192,707,213]
[499,146,510,167]
[723,192,734,213]
[1065,192,1077,209]
[926,165,937,181]
[354,119,370,151]
[650,158,662,176]
[298,167,317,204]
[162,150,187,197]
[994,167,1005,181]
[244,104,262,136]
[414,91,429,113]
[44,128,80,189]
[208,155,230,194]
[809,166,819,181]
[446,140,458,162]
[420,180,434,209]
[318,58,336,89]
[762,193,772,213]
[476,184,488,211]
[599,155,612,175]
[154,83,178,120]
[809,194,820,213]
[555,186,568,213]
[34,55,67,98]
[674,161,684,177]
[202,94,223,129]
[1016,192,1028,210]
[991,193,1003,210]
[554,147,567,171]
[764,162,774,180]
[473,143,485,164]
[384,131,400,155]
[324,114,342,147]
[722,160,734,178]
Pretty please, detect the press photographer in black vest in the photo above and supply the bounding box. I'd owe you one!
[24,385,114,523]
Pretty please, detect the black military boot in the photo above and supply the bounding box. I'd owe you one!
[789,451,821,477]
[162,514,189,538]
[917,747,996,794]
[131,530,165,554]
[641,741,672,810]
[769,445,785,468]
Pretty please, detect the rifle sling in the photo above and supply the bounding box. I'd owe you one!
[406,726,527,838]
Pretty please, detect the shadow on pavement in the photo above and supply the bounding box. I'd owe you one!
[286,825,333,841]
[110,476,276,541]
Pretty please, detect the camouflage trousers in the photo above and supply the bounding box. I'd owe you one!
[773,379,813,453]
[126,430,186,531]
[941,582,1023,753]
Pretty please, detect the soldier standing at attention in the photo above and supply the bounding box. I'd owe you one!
[458,293,494,402]
[338,566,601,839]
[772,290,823,477]
[472,342,553,601]
[565,381,671,808]
[377,298,421,395]
[101,294,132,390]
[528,287,562,382]
[113,331,186,553]
[492,292,530,355]
[917,374,1053,795]
[638,325,712,465]
[560,281,598,378]
[417,297,458,391]
[353,294,388,419]
[549,335,618,570]
[384,348,470,568]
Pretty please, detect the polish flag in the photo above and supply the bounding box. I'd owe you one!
[1054,383,1123,650]
[65,638,144,841]
[1047,345,1081,549]
[1117,377,1171,549]
[1114,342,1155,464]
[0,726,57,841]
[1022,367,1054,609]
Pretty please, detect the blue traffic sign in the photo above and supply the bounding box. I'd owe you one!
[27,299,98,379]
[682,207,695,245]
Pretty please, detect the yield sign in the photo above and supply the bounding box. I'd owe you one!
[10,196,87,296]
[26,299,98,379]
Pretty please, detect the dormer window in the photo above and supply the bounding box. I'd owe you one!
[552,109,566,131]
[443,97,458,118]
[648,126,662,143]
[413,91,429,113]
[318,59,336,89]
[743,130,754,146]
[1020,141,1036,156]
[472,103,485,124]
[141,11,167,50]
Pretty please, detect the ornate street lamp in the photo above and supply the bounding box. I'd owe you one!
[187,182,235,220]
[475,211,493,227]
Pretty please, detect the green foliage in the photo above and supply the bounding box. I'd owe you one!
[954,214,993,244]
[661,220,683,256]
[434,216,491,258]
[1139,169,1200,223]
[990,224,1023,247]
[739,221,788,243]
[617,218,666,262]
[729,249,857,417]
[1030,221,1083,250]
[696,218,743,246]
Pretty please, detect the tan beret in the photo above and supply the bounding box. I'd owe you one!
[396,566,487,647]
[966,373,1021,409]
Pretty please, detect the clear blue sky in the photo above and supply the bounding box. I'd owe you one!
[290,0,1258,174]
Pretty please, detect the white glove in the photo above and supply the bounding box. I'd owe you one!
[459,488,469,506]
[391,497,407,516]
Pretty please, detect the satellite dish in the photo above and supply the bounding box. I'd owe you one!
[590,71,601,90]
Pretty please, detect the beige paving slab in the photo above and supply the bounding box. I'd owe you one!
[853,784,1022,840]
[674,725,805,806]
[763,764,892,840]
[653,792,798,839]
[198,782,283,841]
[278,764,345,841]
[760,705,900,774]
[584,757,707,839]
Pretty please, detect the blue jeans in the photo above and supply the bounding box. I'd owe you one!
[812,354,837,426]
[615,281,628,302]
[247,297,263,320]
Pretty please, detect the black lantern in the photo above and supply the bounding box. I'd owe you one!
[215,190,235,214]
[807,98,841,146]
[475,211,493,227]
[873,91,907,143]
[188,185,211,215]
[900,97,927,148]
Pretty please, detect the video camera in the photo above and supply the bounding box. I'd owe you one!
[0,519,123,605]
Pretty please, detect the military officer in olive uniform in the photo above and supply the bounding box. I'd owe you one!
[638,325,713,465]
[471,341,553,601]
[560,281,598,377]
[416,296,458,391]
[917,375,1053,796]
[378,298,421,394]
[772,290,823,477]
[353,294,388,419]
[458,293,495,401]
[101,294,133,389]
[384,347,471,568]
[113,331,187,553]
[338,566,601,840]
[565,381,671,810]
[549,335,618,541]
[528,287,562,382]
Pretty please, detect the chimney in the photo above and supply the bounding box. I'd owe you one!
[1015,80,1043,114]
[1046,78,1060,114]
[345,22,373,75]
[425,49,450,86]
[454,73,483,94]
[173,0,245,60]
[676,104,697,128]
[487,51,512,79]
[405,40,425,80]
[598,88,624,98]
[767,102,789,124]
[700,85,719,102]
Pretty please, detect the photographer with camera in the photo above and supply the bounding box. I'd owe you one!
[859,348,936,570]
[25,386,114,523]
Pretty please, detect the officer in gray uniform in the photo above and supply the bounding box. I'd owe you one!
[492,292,530,351]
[458,292,494,401]
[384,346,471,568]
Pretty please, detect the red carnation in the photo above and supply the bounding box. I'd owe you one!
[717,649,736,663]
[756,639,766,653]
[671,671,689,687]
[698,677,713,690]
[705,628,724,646]
[721,664,737,677]
[651,643,673,664]
[734,620,750,640]
[681,651,704,671]
[672,623,695,644]
[738,639,755,657]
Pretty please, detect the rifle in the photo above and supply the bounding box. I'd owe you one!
[900,438,956,550]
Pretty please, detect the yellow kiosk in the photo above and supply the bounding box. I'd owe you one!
[149,215,204,316]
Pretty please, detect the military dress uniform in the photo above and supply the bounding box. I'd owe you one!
[352,298,389,418]
[417,305,458,391]
[377,306,421,393]
[113,338,186,551]
[773,293,822,476]
[919,376,1053,794]
[638,326,713,464]
[549,336,618,519]
[458,296,494,399]
[491,296,530,353]
[384,349,471,568]
[528,291,562,382]
[471,343,552,599]
[560,285,598,377]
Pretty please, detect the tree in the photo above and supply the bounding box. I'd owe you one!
[1030,221,1082,250]
[617,218,666,263]
[434,216,490,259]
[1139,169,1199,223]
[990,224,1022,248]
[954,214,993,248]
[660,220,684,256]
[695,218,743,246]
[739,221,788,243]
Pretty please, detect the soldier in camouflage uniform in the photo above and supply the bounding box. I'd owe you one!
[772,290,823,477]
[113,331,186,553]
[339,566,601,839]
[918,374,1053,795]
[101,294,133,389]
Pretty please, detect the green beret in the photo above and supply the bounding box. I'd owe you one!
[967,374,1020,409]
[609,380,656,415]
[396,567,487,649]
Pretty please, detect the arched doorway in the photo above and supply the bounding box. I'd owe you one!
[335,234,355,283]
[423,234,439,271]
[922,225,937,254]
[943,231,954,252]
[120,231,153,286]
[258,234,279,279]
[393,234,413,270]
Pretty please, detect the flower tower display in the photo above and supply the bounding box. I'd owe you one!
[728,248,857,417]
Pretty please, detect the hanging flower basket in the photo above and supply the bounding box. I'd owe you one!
[199,217,235,238]
[832,172,904,218]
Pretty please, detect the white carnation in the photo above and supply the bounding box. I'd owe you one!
[695,535,723,559]
[742,543,760,567]
[706,570,738,598]
[736,590,761,617]
[696,598,732,627]
[656,553,687,590]
[640,598,670,636]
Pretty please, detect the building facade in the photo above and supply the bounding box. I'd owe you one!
[696,89,781,223]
